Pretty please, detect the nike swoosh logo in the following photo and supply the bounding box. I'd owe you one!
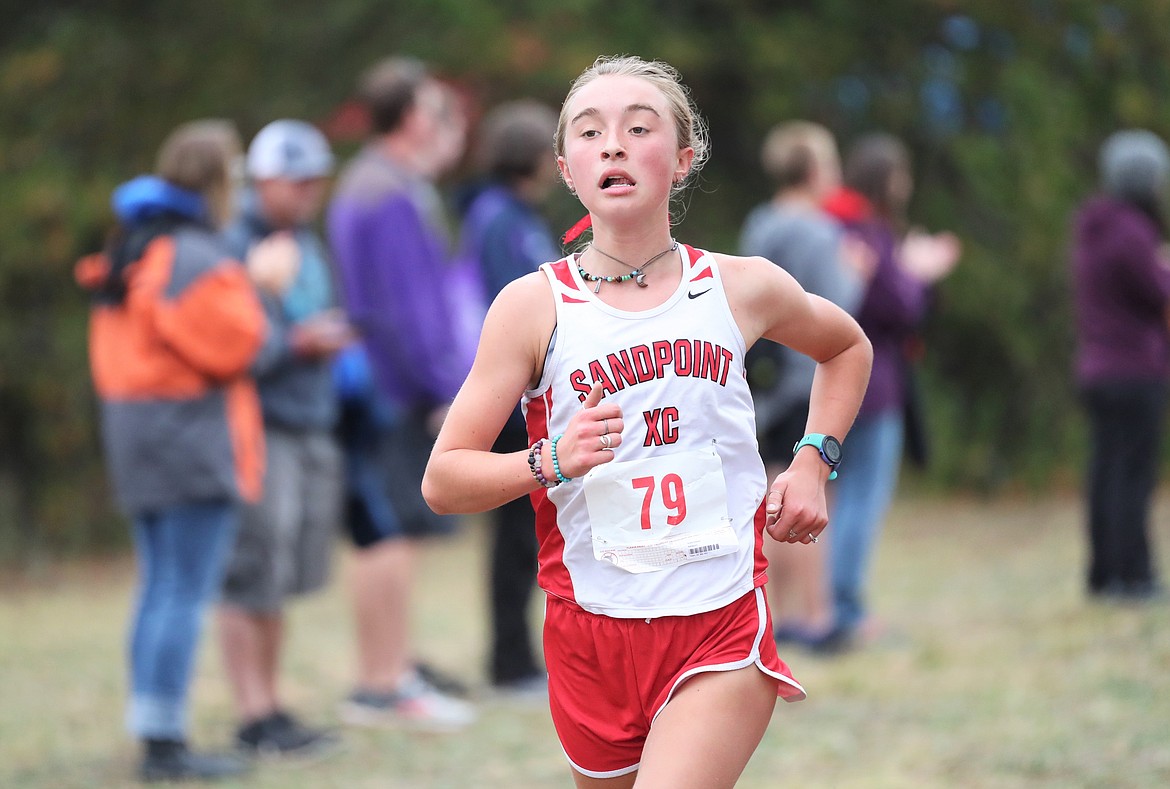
[688,288,712,299]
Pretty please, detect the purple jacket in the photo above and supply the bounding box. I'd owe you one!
[848,218,931,417]
[327,146,465,409]
[1072,196,1170,386]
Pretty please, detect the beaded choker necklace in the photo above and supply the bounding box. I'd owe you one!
[576,240,678,294]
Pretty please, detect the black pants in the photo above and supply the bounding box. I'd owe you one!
[1081,380,1166,593]
[487,419,541,683]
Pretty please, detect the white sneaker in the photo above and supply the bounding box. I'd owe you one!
[339,672,477,732]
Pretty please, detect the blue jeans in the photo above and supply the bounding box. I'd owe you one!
[126,500,239,739]
[828,410,904,632]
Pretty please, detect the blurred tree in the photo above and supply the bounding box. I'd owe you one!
[2,0,1168,558]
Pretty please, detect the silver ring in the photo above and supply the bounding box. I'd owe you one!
[787,530,798,539]
[602,418,610,435]
[810,534,819,544]
[600,433,612,449]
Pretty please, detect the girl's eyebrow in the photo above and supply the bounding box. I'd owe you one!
[624,103,660,117]
[570,107,600,125]
[570,103,662,125]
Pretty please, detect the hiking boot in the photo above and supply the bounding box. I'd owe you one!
[235,710,340,760]
[138,739,250,783]
[339,672,477,732]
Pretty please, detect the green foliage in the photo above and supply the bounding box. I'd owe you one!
[3,0,1169,556]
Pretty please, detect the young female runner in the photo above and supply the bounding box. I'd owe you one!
[423,55,872,788]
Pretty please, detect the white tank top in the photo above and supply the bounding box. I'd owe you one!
[522,245,769,618]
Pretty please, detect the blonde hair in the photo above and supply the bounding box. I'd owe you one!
[760,121,839,191]
[155,119,241,228]
[555,55,709,196]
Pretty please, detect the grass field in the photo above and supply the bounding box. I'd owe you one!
[1,491,1169,788]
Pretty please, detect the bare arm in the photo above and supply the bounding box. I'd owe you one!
[422,272,553,514]
[717,252,873,543]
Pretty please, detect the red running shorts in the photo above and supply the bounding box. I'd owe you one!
[543,586,805,778]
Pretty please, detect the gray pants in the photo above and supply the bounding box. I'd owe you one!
[222,427,342,612]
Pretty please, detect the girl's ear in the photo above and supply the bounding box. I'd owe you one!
[673,146,695,185]
[557,156,575,193]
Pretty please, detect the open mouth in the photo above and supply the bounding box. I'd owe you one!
[601,175,634,189]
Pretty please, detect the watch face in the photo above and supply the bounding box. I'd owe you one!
[823,436,843,465]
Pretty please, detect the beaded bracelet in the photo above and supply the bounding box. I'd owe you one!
[550,433,572,484]
[527,439,558,489]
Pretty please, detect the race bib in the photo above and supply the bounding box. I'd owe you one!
[582,447,739,574]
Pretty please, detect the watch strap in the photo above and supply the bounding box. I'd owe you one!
[792,433,840,480]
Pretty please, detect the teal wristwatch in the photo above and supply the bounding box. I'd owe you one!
[792,433,842,479]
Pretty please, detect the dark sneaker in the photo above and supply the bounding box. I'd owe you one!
[804,623,857,656]
[414,660,471,698]
[1092,580,1167,604]
[773,623,812,644]
[139,739,250,783]
[236,710,340,761]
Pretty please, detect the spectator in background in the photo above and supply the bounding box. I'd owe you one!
[456,99,561,696]
[1071,129,1170,603]
[217,120,353,757]
[74,120,262,783]
[738,121,869,652]
[821,132,960,652]
[327,56,476,730]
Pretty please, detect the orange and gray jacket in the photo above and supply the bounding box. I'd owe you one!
[76,186,266,516]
